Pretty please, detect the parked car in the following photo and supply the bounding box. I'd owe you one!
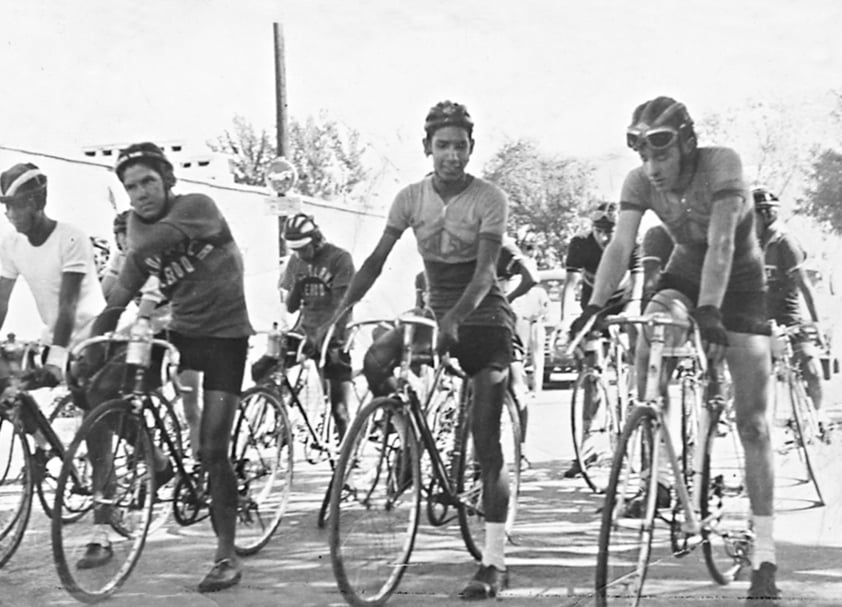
[536,267,578,387]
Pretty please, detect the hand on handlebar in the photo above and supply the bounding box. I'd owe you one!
[568,304,602,342]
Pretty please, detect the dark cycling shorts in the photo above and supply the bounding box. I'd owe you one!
[658,273,771,336]
[451,325,513,377]
[169,331,249,394]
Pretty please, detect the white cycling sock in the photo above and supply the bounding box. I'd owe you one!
[481,522,506,571]
[752,515,776,568]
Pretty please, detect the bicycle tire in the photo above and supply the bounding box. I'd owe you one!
[570,368,615,493]
[52,398,155,603]
[329,396,421,606]
[142,391,183,536]
[787,373,825,506]
[700,400,752,585]
[232,386,293,555]
[595,405,659,607]
[456,388,521,561]
[0,414,33,569]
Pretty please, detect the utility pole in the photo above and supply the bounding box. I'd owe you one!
[273,22,290,259]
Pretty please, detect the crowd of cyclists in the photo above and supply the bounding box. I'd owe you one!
[0,93,834,606]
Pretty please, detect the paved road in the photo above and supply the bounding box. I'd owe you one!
[2,386,842,607]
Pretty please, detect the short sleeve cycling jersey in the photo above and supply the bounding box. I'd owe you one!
[384,175,514,329]
[620,147,764,293]
[121,193,253,338]
[279,242,355,336]
[759,222,805,325]
[565,232,641,308]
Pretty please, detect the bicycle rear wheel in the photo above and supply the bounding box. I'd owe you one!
[456,388,521,561]
[700,401,752,585]
[595,405,659,607]
[52,399,154,603]
[0,414,33,569]
[329,396,421,606]
[570,369,615,493]
[232,386,293,555]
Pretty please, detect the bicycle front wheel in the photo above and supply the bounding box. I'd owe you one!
[232,386,293,555]
[570,369,615,493]
[52,399,155,603]
[595,405,659,607]
[700,402,752,585]
[456,388,521,561]
[0,413,33,569]
[329,396,421,607]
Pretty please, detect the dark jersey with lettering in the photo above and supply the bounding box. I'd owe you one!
[279,242,355,337]
[759,222,805,325]
[122,193,252,338]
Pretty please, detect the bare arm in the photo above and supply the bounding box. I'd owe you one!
[625,268,644,315]
[559,271,581,322]
[506,257,538,303]
[697,196,741,308]
[442,237,500,326]
[0,277,15,333]
[588,209,643,307]
[794,267,820,323]
[334,232,399,319]
[53,272,84,348]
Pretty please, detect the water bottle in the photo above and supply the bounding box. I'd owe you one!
[126,317,153,367]
[266,322,282,358]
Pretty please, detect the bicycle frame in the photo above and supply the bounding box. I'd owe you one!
[604,313,714,535]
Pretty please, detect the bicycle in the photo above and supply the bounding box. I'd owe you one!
[51,322,291,603]
[328,313,522,606]
[248,322,372,528]
[592,313,751,606]
[565,323,636,493]
[769,321,832,507]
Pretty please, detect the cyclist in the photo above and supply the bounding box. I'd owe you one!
[570,96,778,605]
[0,161,105,446]
[85,142,253,593]
[278,212,355,440]
[641,222,674,305]
[560,201,642,479]
[0,162,105,382]
[323,100,515,600]
[754,186,826,426]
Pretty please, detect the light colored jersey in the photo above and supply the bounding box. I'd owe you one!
[0,222,105,345]
[620,146,764,293]
[385,175,515,329]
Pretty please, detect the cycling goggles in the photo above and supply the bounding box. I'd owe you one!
[626,126,680,152]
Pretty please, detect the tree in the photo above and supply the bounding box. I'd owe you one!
[798,148,842,234]
[695,99,813,198]
[208,112,370,202]
[482,139,599,269]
